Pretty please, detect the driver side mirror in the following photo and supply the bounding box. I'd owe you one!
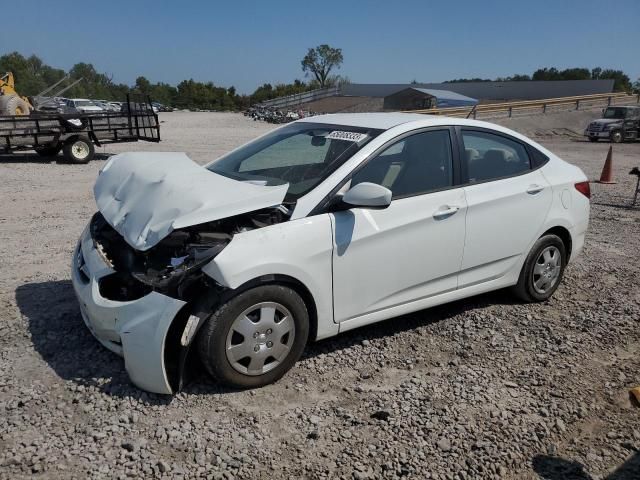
[342,182,392,209]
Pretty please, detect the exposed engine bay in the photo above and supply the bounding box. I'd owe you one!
[90,206,290,302]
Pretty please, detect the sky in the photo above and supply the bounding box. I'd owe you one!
[4,0,640,94]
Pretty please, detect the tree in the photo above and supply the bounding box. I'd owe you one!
[301,44,343,88]
[135,76,151,95]
[598,69,631,92]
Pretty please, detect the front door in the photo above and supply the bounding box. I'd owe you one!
[331,129,467,323]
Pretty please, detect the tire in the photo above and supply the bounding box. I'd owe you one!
[196,284,309,388]
[512,234,566,303]
[62,136,94,164]
[2,95,31,115]
[35,143,62,157]
[610,130,623,143]
[588,137,598,142]
[0,95,11,115]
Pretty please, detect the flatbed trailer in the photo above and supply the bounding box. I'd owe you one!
[0,95,160,164]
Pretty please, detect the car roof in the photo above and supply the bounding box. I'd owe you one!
[296,112,508,132]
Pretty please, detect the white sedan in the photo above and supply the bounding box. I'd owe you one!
[72,113,590,394]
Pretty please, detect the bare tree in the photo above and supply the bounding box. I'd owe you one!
[301,45,343,88]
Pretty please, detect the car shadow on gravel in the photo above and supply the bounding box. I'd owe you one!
[15,280,172,405]
[532,451,640,479]
[17,279,520,400]
[0,152,111,164]
[300,289,521,361]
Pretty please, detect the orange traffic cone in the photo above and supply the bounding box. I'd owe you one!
[596,146,617,184]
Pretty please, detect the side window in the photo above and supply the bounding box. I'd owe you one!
[462,130,531,182]
[351,130,453,199]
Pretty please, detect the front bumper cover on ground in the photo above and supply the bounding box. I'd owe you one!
[71,226,186,394]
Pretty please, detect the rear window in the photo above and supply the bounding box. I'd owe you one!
[462,130,531,182]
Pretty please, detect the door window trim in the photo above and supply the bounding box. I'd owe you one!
[455,126,549,186]
[310,126,461,215]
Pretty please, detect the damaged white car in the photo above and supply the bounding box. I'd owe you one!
[72,113,590,394]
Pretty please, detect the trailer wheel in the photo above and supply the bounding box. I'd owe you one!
[35,143,62,157]
[63,136,94,164]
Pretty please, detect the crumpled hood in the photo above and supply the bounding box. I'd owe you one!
[94,152,288,251]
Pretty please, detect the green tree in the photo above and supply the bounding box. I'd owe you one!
[301,44,343,88]
[598,69,631,92]
[135,76,152,95]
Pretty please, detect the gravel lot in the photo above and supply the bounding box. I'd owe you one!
[0,111,639,479]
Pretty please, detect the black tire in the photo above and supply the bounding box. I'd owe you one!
[62,136,94,164]
[512,234,566,303]
[35,143,62,157]
[610,130,623,143]
[196,284,309,389]
[1,94,31,115]
[588,137,598,142]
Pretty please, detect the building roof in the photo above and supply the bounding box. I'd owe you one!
[341,79,615,101]
[393,88,478,103]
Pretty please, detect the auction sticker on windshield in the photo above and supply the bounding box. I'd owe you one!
[326,131,368,143]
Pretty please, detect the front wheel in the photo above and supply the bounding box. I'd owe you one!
[610,130,623,143]
[512,234,566,302]
[196,285,309,388]
[62,136,94,164]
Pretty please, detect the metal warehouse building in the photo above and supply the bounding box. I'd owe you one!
[383,88,478,110]
[342,79,615,102]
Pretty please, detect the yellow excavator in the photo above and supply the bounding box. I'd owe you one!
[0,72,33,115]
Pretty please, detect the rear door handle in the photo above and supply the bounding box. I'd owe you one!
[433,205,459,220]
[526,184,545,195]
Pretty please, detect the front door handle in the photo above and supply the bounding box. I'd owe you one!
[526,184,545,195]
[433,205,459,220]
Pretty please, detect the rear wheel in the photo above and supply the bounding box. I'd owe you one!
[196,284,309,388]
[62,136,94,164]
[512,234,566,302]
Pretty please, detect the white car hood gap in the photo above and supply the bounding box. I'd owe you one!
[94,152,288,251]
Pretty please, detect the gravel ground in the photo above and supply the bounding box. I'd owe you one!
[0,111,639,479]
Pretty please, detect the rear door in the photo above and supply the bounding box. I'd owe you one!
[458,129,552,287]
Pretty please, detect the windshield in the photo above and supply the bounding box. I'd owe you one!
[208,122,383,201]
[602,107,626,119]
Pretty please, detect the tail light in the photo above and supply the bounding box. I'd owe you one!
[575,181,591,199]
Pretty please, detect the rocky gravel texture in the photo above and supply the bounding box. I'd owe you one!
[0,112,639,479]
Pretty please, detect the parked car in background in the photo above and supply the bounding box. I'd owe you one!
[72,113,590,394]
[64,98,104,113]
[584,105,640,143]
[93,100,120,112]
[120,101,157,113]
[153,102,174,112]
